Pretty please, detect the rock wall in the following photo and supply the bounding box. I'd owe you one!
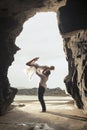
[0,0,87,115]
[57,0,87,113]
[63,31,87,109]
[0,0,59,116]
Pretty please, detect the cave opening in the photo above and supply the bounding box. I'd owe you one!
[8,12,68,91]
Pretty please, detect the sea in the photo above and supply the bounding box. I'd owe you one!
[14,95,73,102]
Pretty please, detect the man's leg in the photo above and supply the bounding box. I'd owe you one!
[38,87,46,112]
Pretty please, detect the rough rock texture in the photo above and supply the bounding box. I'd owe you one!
[57,0,87,112]
[58,0,87,34]
[63,31,87,109]
[0,0,87,115]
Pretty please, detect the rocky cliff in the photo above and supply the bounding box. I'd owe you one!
[57,0,87,112]
[17,87,67,96]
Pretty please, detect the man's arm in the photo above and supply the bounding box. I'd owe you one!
[36,69,46,78]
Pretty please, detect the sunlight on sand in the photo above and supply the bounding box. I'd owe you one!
[1,96,87,130]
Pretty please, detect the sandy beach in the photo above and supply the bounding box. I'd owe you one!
[0,95,87,130]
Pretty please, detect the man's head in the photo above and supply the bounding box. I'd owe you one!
[50,66,55,70]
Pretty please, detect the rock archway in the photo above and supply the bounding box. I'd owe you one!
[0,0,87,115]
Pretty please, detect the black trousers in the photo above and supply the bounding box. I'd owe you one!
[38,86,46,111]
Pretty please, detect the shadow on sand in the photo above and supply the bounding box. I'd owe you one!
[47,111,87,122]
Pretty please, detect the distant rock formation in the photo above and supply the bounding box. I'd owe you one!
[17,87,68,96]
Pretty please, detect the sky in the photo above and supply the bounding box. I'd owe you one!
[8,12,68,90]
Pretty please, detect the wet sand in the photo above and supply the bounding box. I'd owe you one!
[0,96,87,130]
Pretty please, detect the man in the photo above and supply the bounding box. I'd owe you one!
[26,57,55,112]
